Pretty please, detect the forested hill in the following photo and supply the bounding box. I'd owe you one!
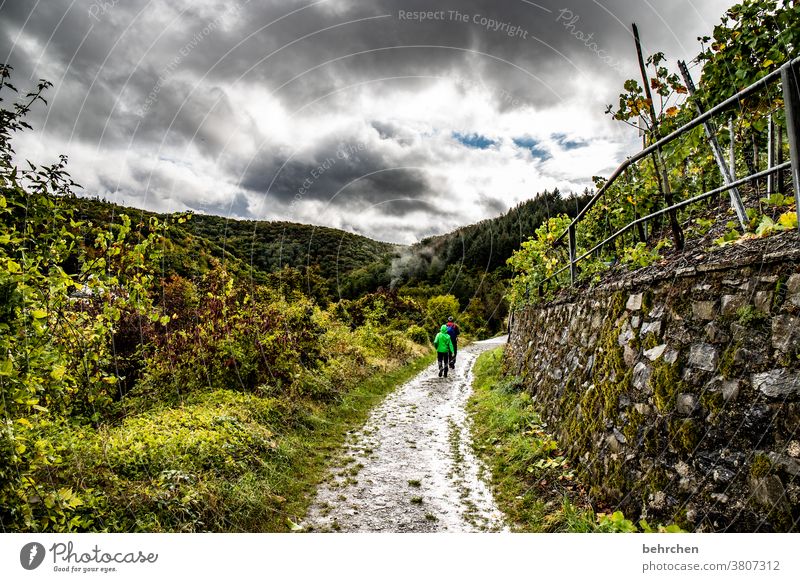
[69,190,590,306]
[392,189,591,286]
[70,196,395,298]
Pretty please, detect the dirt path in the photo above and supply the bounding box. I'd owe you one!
[303,337,508,532]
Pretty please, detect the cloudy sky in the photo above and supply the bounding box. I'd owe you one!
[0,0,734,244]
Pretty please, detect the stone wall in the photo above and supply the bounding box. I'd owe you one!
[505,246,800,531]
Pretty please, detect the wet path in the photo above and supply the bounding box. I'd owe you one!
[303,337,508,532]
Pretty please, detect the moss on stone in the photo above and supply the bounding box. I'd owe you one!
[718,342,740,380]
[700,391,725,422]
[651,361,683,413]
[643,334,660,352]
[669,418,701,455]
[750,453,772,479]
[623,407,645,444]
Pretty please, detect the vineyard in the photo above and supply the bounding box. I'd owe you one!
[508,0,800,305]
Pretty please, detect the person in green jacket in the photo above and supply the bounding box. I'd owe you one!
[433,324,455,378]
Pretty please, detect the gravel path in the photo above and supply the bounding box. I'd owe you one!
[303,337,508,532]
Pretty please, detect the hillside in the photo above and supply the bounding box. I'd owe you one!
[69,197,396,298]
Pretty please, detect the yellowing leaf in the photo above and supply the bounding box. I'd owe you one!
[31,309,47,319]
[51,365,66,381]
[778,211,797,229]
[666,106,679,117]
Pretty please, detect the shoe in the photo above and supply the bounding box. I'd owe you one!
[438,370,443,377]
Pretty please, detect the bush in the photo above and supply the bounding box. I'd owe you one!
[407,325,431,345]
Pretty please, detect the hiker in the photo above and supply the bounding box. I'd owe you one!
[446,316,460,369]
[433,324,454,377]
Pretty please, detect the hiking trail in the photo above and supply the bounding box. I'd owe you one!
[303,337,508,532]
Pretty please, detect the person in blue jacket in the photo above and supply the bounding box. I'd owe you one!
[433,324,454,377]
[446,316,460,369]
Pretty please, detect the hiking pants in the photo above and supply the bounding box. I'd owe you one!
[437,352,450,376]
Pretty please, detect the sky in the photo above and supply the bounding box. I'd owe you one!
[0,0,735,244]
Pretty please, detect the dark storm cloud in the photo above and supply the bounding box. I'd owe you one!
[0,0,734,243]
[239,136,430,206]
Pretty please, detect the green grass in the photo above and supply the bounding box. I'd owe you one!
[51,352,436,532]
[468,346,595,532]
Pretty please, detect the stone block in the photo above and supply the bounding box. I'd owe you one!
[626,293,643,311]
[754,291,773,315]
[688,343,719,372]
[771,314,799,352]
[623,344,638,367]
[692,301,717,321]
[632,362,652,393]
[641,320,662,337]
[704,322,729,344]
[750,475,789,511]
[721,294,747,317]
[676,393,699,416]
[752,369,800,398]
[643,344,667,361]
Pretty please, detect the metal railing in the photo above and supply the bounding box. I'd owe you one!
[538,56,800,294]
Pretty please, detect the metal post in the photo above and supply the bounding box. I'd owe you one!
[679,60,748,230]
[767,114,776,196]
[729,117,736,178]
[568,224,577,285]
[782,60,800,230]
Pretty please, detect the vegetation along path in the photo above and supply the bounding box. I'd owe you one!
[304,338,509,532]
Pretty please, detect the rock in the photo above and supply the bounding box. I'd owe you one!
[631,315,641,329]
[626,293,643,311]
[750,475,789,510]
[711,493,730,503]
[549,367,564,381]
[721,294,747,317]
[664,348,679,365]
[787,273,800,295]
[771,314,799,352]
[618,323,635,347]
[713,467,735,484]
[634,403,652,416]
[704,322,729,343]
[788,441,800,459]
[730,322,749,342]
[754,291,773,315]
[623,344,638,367]
[692,301,717,321]
[632,362,652,393]
[675,460,691,477]
[649,304,665,319]
[606,433,624,453]
[752,369,800,398]
[649,491,667,510]
[688,343,719,372]
[767,452,800,477]
[641,320,662,337]
[643,344,667,361]
[613,428,627,445]
[676,393,699,416]
[721,379,741,402]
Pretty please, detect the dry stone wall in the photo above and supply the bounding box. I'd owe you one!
[506,248,800,531]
